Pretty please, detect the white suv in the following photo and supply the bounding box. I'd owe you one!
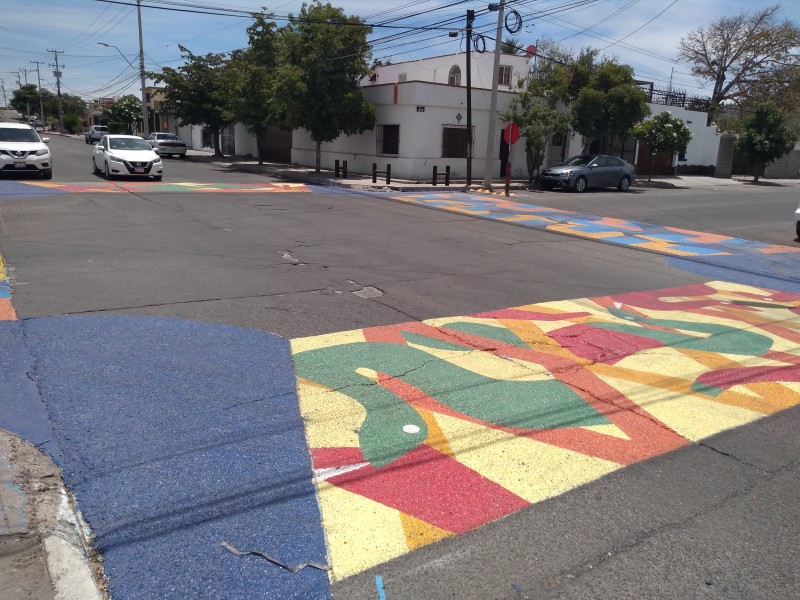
[0,123,52,180]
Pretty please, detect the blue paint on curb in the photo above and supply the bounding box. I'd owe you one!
[3,315,330,600]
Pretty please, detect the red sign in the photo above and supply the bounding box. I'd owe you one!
[525,44,537,58]
[503,122,520,145]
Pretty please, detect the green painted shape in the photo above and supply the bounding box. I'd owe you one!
[439,321,530,348]
[601,308,773,356]
[294,339,607,467]
[690,381,724,397]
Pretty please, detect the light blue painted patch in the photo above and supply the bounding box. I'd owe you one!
[670,245,725,255]
[0,281,9,299]
[0,181,64,200]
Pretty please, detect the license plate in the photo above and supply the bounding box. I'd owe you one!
[134,168,144,173]
[14,161,26,168]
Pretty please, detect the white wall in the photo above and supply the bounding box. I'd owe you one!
[646,104,720,166]
[363,52,531,92]
[292,81,555,180]
[234,123,258,157]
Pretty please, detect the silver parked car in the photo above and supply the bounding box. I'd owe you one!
[146,132,187,157]
[0,122,52,179]
[540,154,636,192]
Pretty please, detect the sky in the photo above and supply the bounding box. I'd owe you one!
[1,0,798,109]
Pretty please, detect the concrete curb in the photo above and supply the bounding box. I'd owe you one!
[0,430,105,600]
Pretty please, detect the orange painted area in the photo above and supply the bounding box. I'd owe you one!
[0,299,16,320]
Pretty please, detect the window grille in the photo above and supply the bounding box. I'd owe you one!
[442,125,473,158]
[499,65,512,86]
[398,73,407,82]
[448,65,461,86]
[376,124,399,157]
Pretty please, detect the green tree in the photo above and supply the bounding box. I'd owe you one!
[500,38,523,55]
[502,85,570,187]
[274,1,376,172]
[678,4,800,124]
[103,94,142,134]
[632,111,693,181]
[10,84,40,116]
[570,62,650,152]
[224,13,280,165]
[735,102,798,182]
[153,46,230,157]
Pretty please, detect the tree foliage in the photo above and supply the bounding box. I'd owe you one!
[735,102,798,182]
[10,85,85,125]
[678,4,800,122]
[153,46,230,156]
[224,13,280,164]
[500,38,523,55]
[570,62,650,151]
[502,84,570,187]
[632,111,693,181]
[103,94,142,133]
[273,1,376,171]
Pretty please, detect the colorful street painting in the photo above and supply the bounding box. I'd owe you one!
[0,253,15,320]
[390,192,800,260]
[3,181,310,195]
[292,280,800,580]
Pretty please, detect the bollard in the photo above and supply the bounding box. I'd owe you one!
[343,160,348,179]
[335,159,340,178]
[445,165,451,186]
[372,163,377,184]
[386,164,391,185]
[505,162,511,197]
[432,165,438,186]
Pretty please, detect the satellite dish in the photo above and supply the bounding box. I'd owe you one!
[525,44,537,58]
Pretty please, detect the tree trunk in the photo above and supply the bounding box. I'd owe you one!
[315,140,321,173]
[649,156,655,182]
[257,128,264,165]
[213,127,223,158]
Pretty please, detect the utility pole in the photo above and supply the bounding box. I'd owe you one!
[482,0,506,189]
[0,79,7,108]
[137,0,149,136]
[465,9,475,187]
[31,60,46,127]
[48,49,64,132]
[20,68,30,120]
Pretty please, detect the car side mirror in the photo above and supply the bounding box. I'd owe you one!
[42,138,50,143]
[96,145,104,150]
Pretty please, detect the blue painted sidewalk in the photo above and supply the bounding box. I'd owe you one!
[0,315,330,600]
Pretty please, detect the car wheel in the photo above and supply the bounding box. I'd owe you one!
[573,176,587,193]
[41,170,52,180]
[104,162,113,180]
[617,176,631,191]
[796,221,800,239]
[179,154,185,159]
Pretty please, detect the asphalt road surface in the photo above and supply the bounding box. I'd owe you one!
[1,135,798,600]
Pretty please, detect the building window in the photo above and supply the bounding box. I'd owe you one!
[448,65,461,86]
[552,132,564,146]
[398,73,407,82]
[499,65,512,86]
[377,124,399,157]
[442,125,473,158]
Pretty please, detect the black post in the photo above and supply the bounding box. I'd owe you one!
[445,165,451,186]
[433,165,438,185]
[386,164,391,185]
[343,161,348,178]
[465,9,475,187]
[372,162,377,183]
[335,159,340,178]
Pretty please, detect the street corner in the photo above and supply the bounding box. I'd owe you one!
[6,314,330,600]
[290,280,800,580]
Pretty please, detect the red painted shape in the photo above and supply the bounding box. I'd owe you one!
[311,446,365,469]
[695,364,800,390]
[548,323,664,364]
[326,444,530,534]
[473,308,591,321]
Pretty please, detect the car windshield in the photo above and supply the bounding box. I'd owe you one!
[0,127,40,142]
[561,155,596,167]
[109,138,152,151]
[159,134,179,140]
[94,127,108,132]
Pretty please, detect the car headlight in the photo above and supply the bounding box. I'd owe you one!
[560,170,573,177]
[107,154,124,163]
[152,156,161,164]
[34,149,49,156]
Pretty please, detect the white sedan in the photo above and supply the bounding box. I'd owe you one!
[92,135,163,180]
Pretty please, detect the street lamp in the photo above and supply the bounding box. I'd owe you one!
[98,26,148,136]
